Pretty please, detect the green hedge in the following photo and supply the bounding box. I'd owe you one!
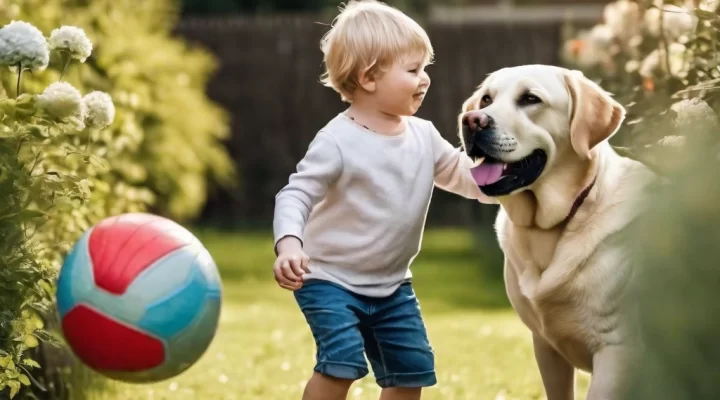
[0,22,123,399]
[0,1,233,398]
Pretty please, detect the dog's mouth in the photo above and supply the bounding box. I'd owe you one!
[468,149,548,196]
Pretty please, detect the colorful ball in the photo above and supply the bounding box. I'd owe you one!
[56,213,222,383]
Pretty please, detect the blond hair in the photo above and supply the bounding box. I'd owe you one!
[319,0,434,102]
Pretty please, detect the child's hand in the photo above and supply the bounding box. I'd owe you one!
[273,236,310,291]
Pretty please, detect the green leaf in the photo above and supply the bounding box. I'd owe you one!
[0,98,16,114]
[27,125,46,139]
[0,356,10,368]
[17,374,30,386]
[21,359,39,369]
[86,154,110,172]
[8,381,19,399]
[19,209,45,221]
[23,336,38,348]
[694,8,718,20]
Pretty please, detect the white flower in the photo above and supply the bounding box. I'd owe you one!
[625,60,641,73]
[565,26,615,69]
[644,5,697,42]
[700,0,720,12]
[657,135,686,148]
[48,26,92,62]
[36,81,83,119]
[82,91,115,128]
[589,24,614,48]
[639,43,688,78]
[670,98,719,128]
[0,20,49,72]
[604,0,642,41]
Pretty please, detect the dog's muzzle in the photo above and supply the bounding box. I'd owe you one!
[460,110,547,196]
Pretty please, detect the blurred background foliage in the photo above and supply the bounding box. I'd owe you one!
[561,0,720,174]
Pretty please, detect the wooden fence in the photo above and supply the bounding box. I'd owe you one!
[174,14,570,228]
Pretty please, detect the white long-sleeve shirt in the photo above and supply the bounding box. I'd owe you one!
[273,113,497,297]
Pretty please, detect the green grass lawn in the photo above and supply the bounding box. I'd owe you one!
[85,228,589,400]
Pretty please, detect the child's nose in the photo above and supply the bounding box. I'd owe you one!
[420,72,430,86]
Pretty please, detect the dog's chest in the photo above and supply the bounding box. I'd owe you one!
[504,225,563,272]
[500,219,628,371]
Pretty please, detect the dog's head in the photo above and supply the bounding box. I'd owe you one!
[458,65,625,197]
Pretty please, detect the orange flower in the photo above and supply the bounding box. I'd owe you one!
[643,77,655,92]
[569,39,585,57]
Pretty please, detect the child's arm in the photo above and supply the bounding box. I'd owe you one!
[429,121,498,205]
[273,131,343,254]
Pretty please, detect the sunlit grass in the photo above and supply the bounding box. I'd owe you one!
[79,229,590,400]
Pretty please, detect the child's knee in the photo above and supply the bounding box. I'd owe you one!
[311,371,356,390]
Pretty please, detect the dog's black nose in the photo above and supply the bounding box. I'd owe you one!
[462,110,492,131]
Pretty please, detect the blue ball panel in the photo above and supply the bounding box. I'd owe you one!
[195,247,223,295]
[57,229,94,318]
[134,246,213,339]
[166,295,221,366]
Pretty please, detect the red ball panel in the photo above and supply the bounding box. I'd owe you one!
[88,214,193,295]
[62,305,165,371]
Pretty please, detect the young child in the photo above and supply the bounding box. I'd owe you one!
[272,1,496,399]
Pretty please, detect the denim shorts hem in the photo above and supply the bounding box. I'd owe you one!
[314,361,369,380]
[376,370,437,388]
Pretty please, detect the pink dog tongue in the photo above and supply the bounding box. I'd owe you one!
[471,163,504,186]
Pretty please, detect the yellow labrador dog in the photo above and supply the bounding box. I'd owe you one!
[458,65,656,399]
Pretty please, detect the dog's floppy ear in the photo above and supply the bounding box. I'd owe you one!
[564,70,625,160]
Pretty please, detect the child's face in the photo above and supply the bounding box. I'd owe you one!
[370,53,431,116]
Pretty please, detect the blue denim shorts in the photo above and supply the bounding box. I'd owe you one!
[293,279,436,388]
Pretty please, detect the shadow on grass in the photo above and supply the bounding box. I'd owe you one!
[193,227,512,312]
[410,231,510,311]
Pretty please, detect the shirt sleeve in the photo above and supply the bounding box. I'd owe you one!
[273,131,343,253]
[429,121,498,205]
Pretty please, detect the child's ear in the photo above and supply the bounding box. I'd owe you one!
[358,67,376,92]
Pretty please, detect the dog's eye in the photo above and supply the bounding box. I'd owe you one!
[480,95,492,108]
[518,93,542,106]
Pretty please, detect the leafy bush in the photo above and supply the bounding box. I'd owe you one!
[0,1,234,397]
[561,0,720,175]
[0,0,235,222]
[0,19,127,398]
[620,130,720,399]
[563,1,720,397]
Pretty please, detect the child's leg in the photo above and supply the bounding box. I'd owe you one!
[379,387,421,400]
[360,282,436,400]
[294,281,371,400]
[303,372,354,400]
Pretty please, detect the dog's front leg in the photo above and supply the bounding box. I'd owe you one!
[585,344,637,400]
[533,334,575,400]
